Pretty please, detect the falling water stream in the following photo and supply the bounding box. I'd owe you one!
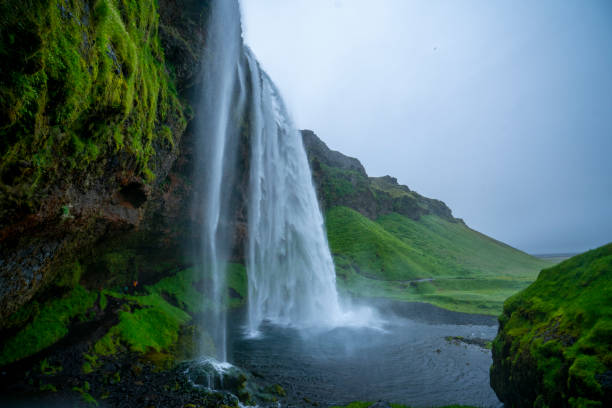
[244,49,351,335]
[196,0,372,359]
[194,0,246,362]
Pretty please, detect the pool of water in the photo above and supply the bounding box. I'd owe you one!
[229,307,502,408]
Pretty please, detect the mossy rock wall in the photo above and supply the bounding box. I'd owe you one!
[490,243,612,407]
[1,0,186,215]
[0,0,212,322]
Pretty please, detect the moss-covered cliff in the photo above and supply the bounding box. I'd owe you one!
[0,0,211,321]
[1,0,186,212]
[490,243,612,407]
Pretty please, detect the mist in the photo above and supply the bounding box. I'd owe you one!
[240,0,612,254]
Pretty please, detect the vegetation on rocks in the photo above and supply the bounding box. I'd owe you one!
[0,0,186,222]
[0,0,204,323]
[0,263,248,367]
[0,285,98,366]
[490,243,612,407]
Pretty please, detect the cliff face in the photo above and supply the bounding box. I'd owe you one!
[490,243,612,407]
[0,0,210,321]
[301,129,457,222]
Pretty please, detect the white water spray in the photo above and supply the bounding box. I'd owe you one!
[195,0,247,361]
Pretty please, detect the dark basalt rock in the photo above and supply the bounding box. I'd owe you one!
[302,129,367,176]
[158,0,211,94]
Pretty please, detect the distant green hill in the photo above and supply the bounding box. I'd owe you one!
[302,130,554,315]
[327,206,552,315]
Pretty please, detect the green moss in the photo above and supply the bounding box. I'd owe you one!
[99,292,108,311]
[568,355,606,398]
[92,264,247,357]
[492,244,612,406]
[146,268,202,314]
[2,262,246,368]
[330,403,374,408]
[93,288,190,356]
[114,305,189,353]
[103,250,135,277]
[0,285,98,366]
[40,358,63,375]
[55,260,84,287]
[82,353,98,374]
[73,381,98,406]
[227,263,248,307]
[39,383,58,393]
[568,397,603,408]
[3,300,40,329]
[0,0,185,216]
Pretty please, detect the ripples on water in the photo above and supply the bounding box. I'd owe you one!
[231,312,502,408]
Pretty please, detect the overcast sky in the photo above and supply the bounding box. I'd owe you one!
[240,0,612,255]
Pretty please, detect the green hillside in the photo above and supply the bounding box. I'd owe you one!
[490,243,612,406]
[326,206,554,315]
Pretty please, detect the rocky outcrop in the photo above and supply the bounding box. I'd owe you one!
[490,243,612,407]
[0,0,211,322]
[302,129,366,175]
[302,129,459,223]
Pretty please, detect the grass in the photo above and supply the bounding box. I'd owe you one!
[1,264,248,367]
[0,285,98,366]
[491,243,612,406]
[326,206,554,315]
[370,176,421,200]
[377,212,549,278]
[93,264,246,357]
[319,162,370,203]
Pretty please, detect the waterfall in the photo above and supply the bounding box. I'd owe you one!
[194,0,247,362]
[195,0,375,358]
[244,50,345,335]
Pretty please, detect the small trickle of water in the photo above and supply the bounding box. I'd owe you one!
[185,357,235,390]
[194,0,246,362]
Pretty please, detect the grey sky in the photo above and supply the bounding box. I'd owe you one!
[240,0,612,254]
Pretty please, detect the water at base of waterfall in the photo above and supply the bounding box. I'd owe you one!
[233,317,502,408]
